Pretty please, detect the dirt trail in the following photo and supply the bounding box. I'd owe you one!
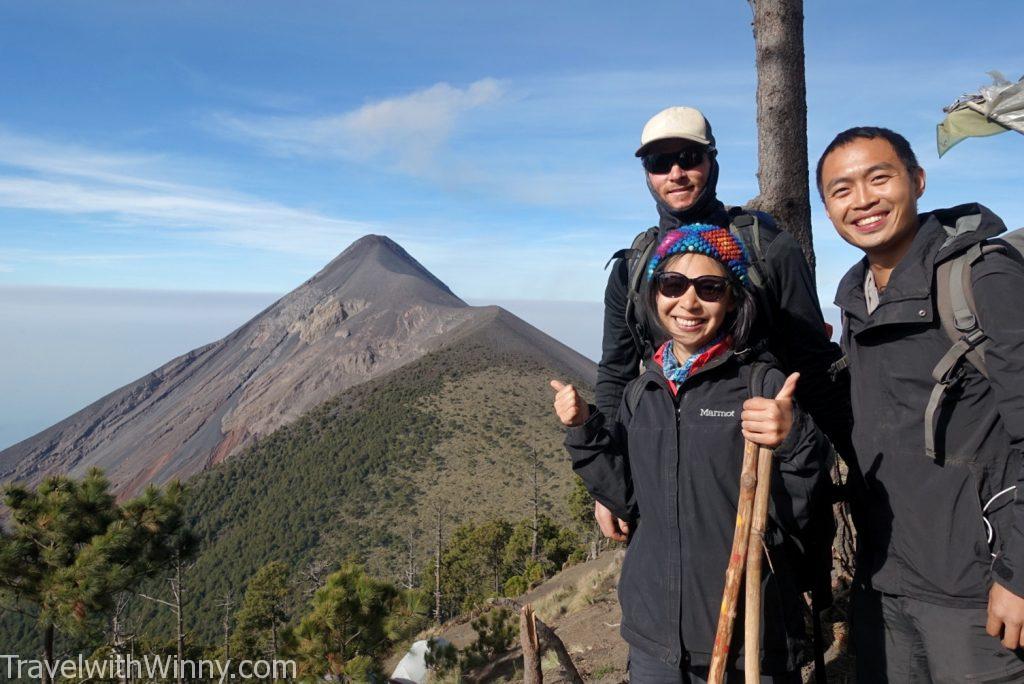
[389,548,629,683]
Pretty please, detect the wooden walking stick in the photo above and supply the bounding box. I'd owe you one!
[743,371,799,682]
[709,438,760,684]
[744,446,774,683]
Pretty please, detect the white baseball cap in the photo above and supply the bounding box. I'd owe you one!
[635,106,716,157]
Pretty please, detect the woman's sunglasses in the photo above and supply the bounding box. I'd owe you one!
[641,148,706,174]
[654,272,730,302]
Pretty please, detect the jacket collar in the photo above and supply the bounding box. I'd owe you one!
[639,340,766,396]
[834,203,1006,331]
[931,202,1007,261]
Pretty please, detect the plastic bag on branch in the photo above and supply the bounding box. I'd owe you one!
[937,71,1024,156]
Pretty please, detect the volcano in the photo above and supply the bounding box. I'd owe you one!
[0,235,595,496]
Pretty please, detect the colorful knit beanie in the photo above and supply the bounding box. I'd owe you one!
[645,223,750,284]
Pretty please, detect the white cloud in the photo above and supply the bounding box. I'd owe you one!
[0,129,176,191]
[0,132,379,257]
[211,78,504,175]
[205,68,759,211]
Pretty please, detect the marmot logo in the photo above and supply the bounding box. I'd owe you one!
[699,408,736,418]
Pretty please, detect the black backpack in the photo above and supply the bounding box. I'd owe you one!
[925,226,1024,459]
[833,223,1024,460]
[608,208,773,361]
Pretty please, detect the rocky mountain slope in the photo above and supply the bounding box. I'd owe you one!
[0,235,594,497]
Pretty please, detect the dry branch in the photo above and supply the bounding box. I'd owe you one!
[521,604,542,684]
[491,597,585,684]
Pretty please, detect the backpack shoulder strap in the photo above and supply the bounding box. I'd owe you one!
[927,242,994,459]
[726,208,769,291]
[625,379,646,417]
[605,226,659,269]
[747,360,770,400]
[994,226,1024,264]
[614,226,660,360]
[936,242,992,372]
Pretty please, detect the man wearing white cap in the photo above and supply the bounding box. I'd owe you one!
[589,106,855,679]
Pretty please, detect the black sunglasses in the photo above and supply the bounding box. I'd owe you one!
[654,272,730,302]
[641,147,706,174]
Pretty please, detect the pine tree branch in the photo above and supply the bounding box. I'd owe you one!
[135,592,176,610]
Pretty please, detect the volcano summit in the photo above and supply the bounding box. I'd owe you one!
[0,235,594,496]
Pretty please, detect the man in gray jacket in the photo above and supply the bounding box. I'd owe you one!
[818,126,1024,681]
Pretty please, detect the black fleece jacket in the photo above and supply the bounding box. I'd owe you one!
[835,203,1024,604]
[567,349,832,671]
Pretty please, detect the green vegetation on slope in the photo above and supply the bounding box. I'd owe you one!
[127,338,591,647]
[0,331,594,673]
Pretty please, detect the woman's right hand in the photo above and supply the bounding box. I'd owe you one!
[549,380,590,427]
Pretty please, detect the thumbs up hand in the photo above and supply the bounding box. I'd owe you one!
[741,372,799,448]
[550,380,590,428]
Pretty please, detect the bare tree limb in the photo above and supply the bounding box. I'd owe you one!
[490,598,584,684]
[135,592,175,610]
[520,605,542,684]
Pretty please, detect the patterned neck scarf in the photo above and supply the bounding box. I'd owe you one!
[660,334,732,385]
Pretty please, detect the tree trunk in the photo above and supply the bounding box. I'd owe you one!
[112,607,123,682]
[129,634,136,684]
[174,560,184,684]
[834,463,857,580]
[41,621,54,684]
[222,591,232,661]
[531,482,539,563]
[749,6,857,665]
[112,596,130,684]
[520,605,543,684]
[403,537,417,590]
[434,505,443,624]
[748,0,814,271]
[530,448,540,562]
[493,598,584,684]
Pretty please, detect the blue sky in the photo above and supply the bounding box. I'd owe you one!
[1,1,1021,448]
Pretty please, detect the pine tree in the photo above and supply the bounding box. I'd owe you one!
[503,516,572,579]
[438,520,513,613]
[0,469,189,684]
[229,560,290,659]
[289,564,399,679]
[135,525,199,684]
[567,476,602,560]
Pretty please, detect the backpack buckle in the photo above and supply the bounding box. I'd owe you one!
[828,356,849,382]
[961,328,988,350]
[941,363,968,386]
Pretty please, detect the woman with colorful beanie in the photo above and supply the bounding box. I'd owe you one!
[550,225,832,683]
